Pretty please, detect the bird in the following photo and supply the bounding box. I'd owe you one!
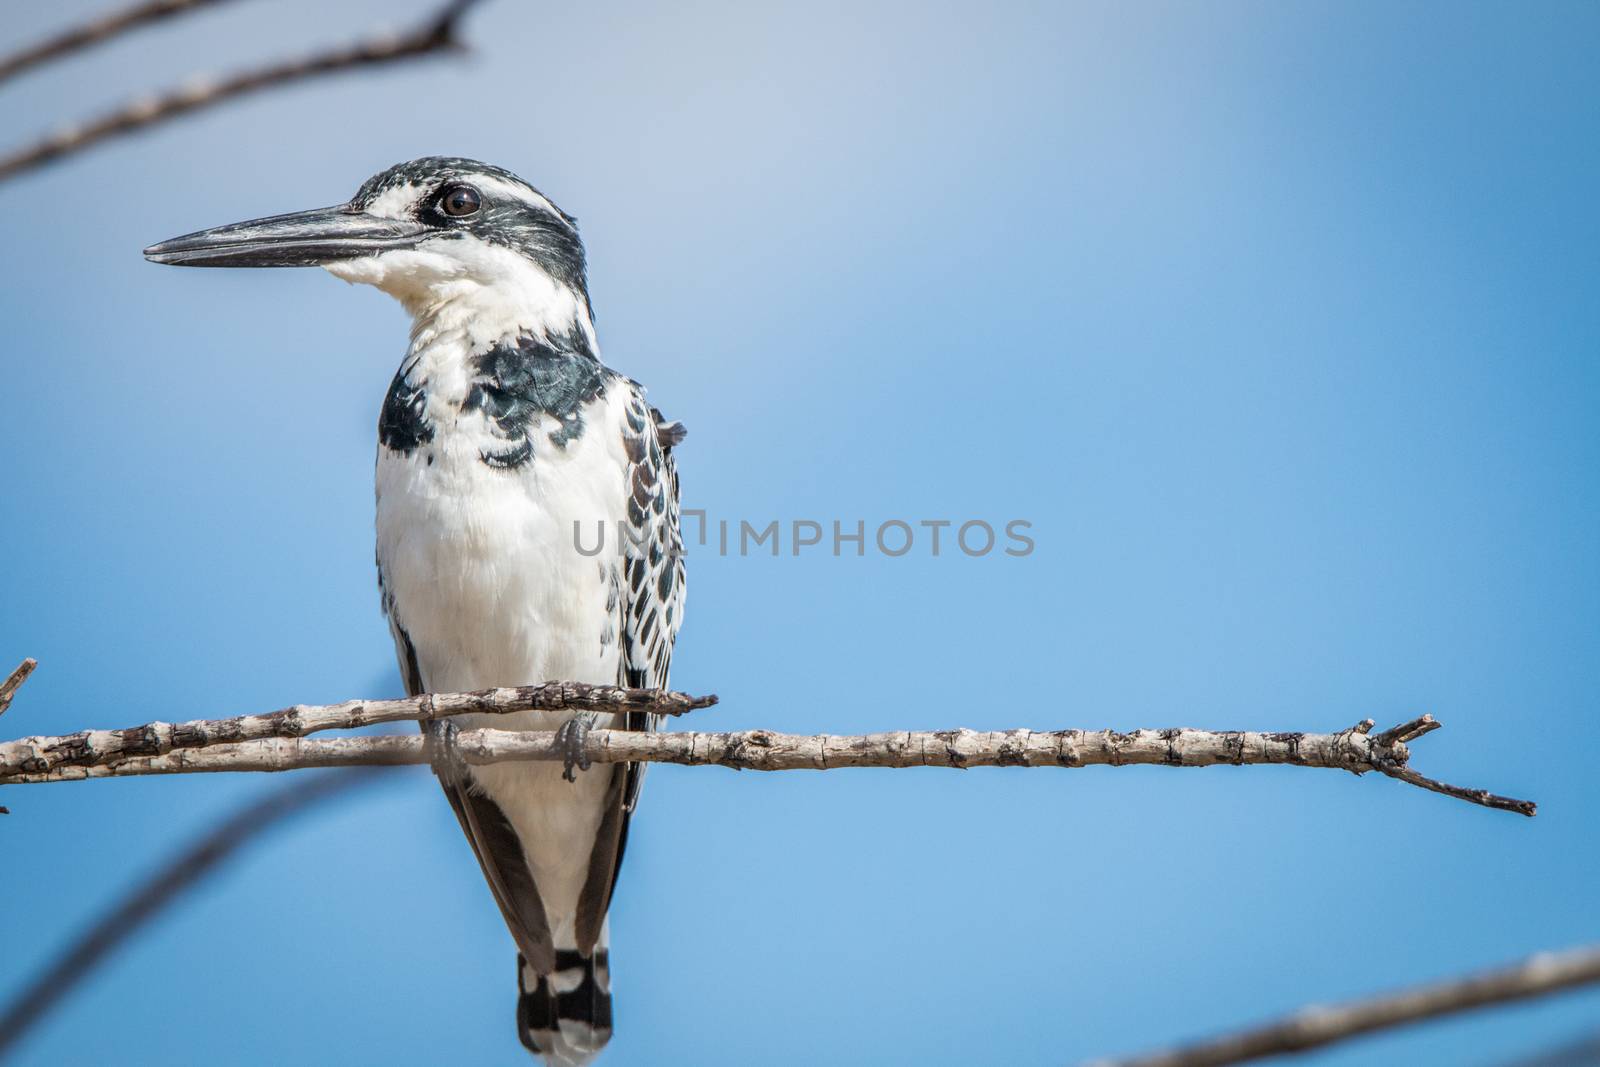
[144,157,686,1064]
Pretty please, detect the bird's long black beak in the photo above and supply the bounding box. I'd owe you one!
[143,205,428,267]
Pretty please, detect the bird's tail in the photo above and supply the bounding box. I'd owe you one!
[517,936,613,1066]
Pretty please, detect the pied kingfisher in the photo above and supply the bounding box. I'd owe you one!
[145,158,686,1064]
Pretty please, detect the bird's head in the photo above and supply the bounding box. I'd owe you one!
[144,157,592,344]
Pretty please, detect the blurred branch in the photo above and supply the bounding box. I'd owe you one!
[0,0,486,182]
[1087,945,1600,1067]
[0,0,240,87]
[1489,1029,1600,1067]
[0,768,389,1058]
[0,699,1537,815]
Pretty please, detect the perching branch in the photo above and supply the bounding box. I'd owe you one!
[1087,944,1600,1067]
[0,769,389,1058]
[0,0,486,182]
[0,665,1549,1059]
[0,682,716,781]
[0,0,240,87]
[0,690,1536,816]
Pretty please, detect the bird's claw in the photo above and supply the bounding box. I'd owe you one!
[424,719,468,783]
[556,717,592,783]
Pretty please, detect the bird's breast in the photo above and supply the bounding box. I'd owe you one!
[375,347,630,698]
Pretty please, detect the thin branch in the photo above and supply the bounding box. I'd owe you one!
[0,0,485,182]
[0,768,388,1058]
[0,0,240,87]
[0,660,38,809]
[1086,944,1600,1067]
[0,681,717,779]
[0,660,37,719]
[0,718,1538,816]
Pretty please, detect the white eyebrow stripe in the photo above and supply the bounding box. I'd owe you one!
[473,176,575,231]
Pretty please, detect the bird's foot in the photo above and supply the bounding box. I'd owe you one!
[424,719,468,784]
[556,716,593,783]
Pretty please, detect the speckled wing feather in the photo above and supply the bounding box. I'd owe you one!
[574,385,686,935]
[616,386,686,811]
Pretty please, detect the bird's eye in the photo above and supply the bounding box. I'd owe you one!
[439,185,481,217]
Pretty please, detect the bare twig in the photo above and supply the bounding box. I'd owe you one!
[0,0,239,87]
[0,660,37,719]
[0,0,485,182]
[1086,944,1600,1067]
[0,681,717,779]
[0,769,389,1057]
[0,716,1537,816]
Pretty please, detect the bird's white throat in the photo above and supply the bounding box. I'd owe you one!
[326,237,596,355]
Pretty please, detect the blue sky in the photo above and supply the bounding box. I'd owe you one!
[1,1,1596,1063]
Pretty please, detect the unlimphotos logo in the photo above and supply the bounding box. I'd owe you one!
[575,513,1035,558]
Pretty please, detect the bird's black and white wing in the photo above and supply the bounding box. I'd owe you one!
[615,387,687,812]
[511,384,686,1064]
